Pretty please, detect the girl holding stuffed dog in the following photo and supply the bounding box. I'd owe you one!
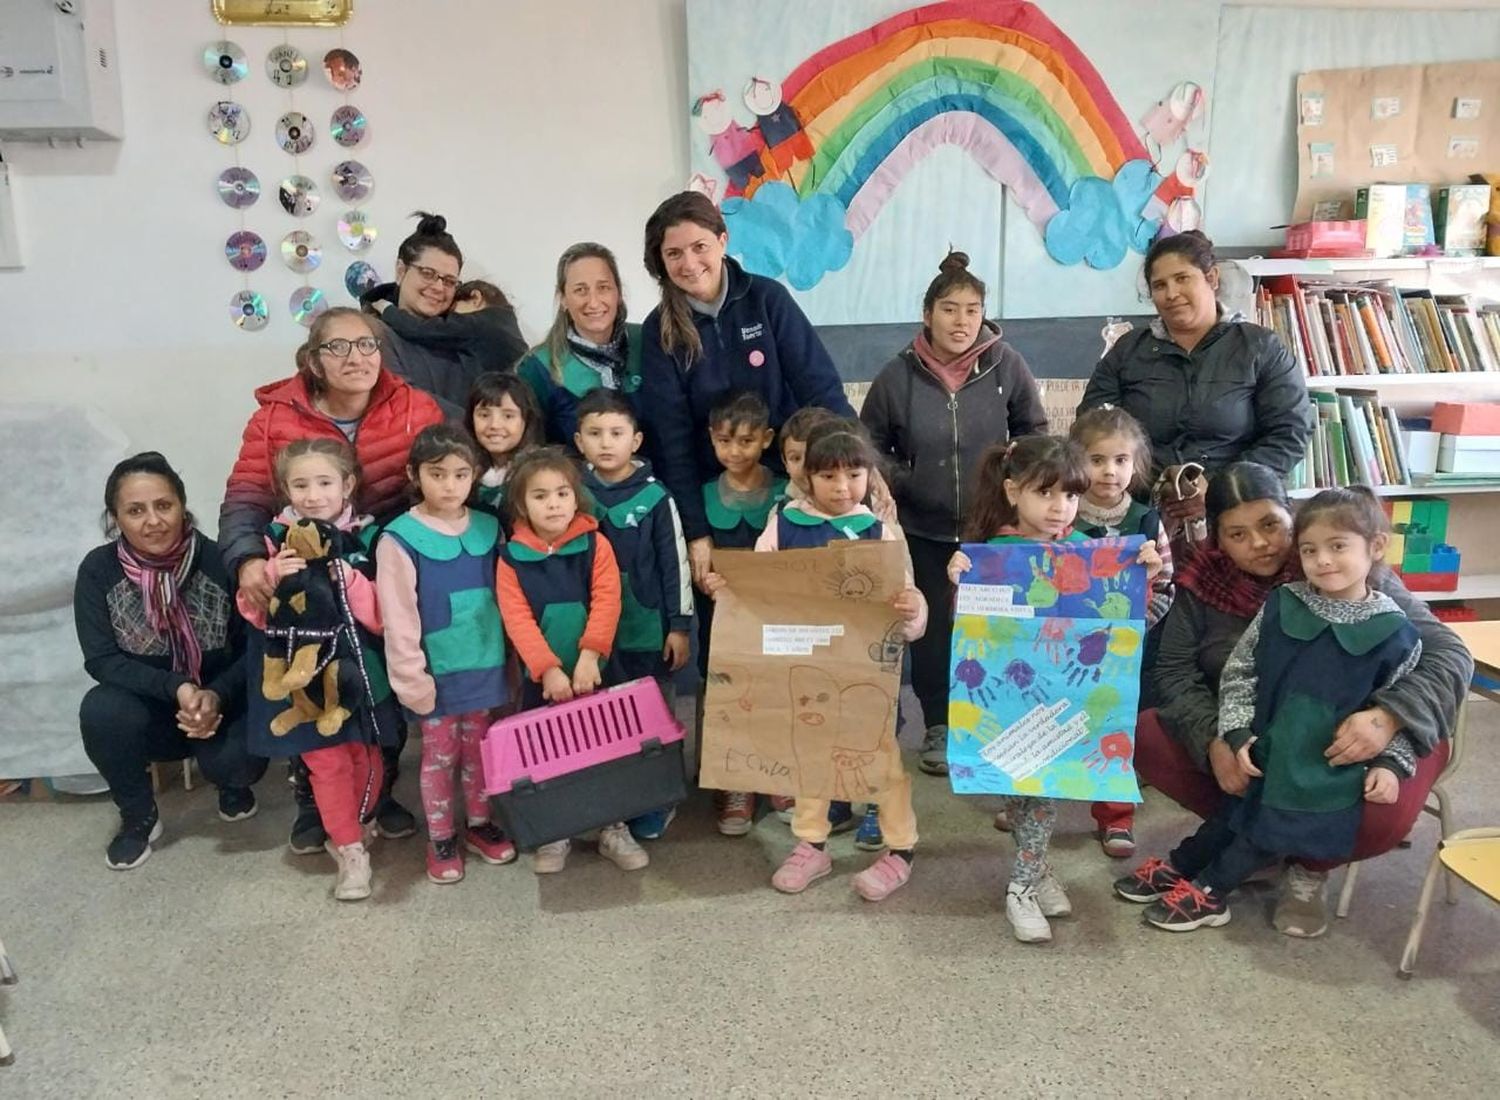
[237,438,393,902]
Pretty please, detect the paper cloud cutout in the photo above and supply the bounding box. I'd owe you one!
[722,181,854,290]
[1043,159,1163,269]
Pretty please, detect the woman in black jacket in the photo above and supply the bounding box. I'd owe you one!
[74,453,267,870]
[1079,230,1311,530]
[860,251,1048,775]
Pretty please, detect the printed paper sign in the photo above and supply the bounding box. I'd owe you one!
[1308,142,1335,179]
[1371,96,1401,120]
[1447,137,1480,160]
[762,623,843,654]
[1454,97,1482,120]
[1370,143,1399,168]
[947,537,1147,802]
[956,583,1034,618]
[1299,92,1325,127]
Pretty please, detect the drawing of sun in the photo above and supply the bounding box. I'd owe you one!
[825,566,877,600]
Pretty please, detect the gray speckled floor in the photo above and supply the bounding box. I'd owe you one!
[2,697,1497,1097]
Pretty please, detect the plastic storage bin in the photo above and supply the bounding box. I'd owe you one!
[482,677,686,850]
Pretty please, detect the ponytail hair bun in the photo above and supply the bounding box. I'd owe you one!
[938,249,971,275]
[412,210,447,236]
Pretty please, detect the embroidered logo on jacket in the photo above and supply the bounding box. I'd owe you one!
[740,323,764,342]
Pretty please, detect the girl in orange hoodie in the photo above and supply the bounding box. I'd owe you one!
[493,447,639,874]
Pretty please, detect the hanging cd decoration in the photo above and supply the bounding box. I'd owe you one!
[337,209,377,252]
[204,41,248,85]
[229,290,269,332]
[225,230,267,272]
[344,261,380,299]
[216,166,260,209]
[278,175,320,217]
[323,48,362,91]
[275,111,314,155]
[281,230,322,273]
[290,286,329,328]
[330,160,372,202]
[207,101,250,145]
[329,105,367,148]
[266,44,308,88]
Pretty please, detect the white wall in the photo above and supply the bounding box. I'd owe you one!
[0,0,689,530]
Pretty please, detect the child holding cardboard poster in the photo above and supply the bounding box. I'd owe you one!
[703,419,927,901]
[946,438,1161,943]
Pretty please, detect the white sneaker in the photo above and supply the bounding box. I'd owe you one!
[598,823,649,871]
[1034,870,1072,917]
[532,839,571,874]
[1274,864,1329,938]
[332,842,371,902]
[1006,882,1053,943]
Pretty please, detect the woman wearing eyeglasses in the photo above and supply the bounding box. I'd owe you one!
[218,306,443,845]
[361,212,527,414]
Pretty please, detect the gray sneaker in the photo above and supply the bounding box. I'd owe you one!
[1273,864,1329,938]
[918,724,949,775]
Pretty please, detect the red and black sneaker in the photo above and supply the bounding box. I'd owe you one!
[1144,878,1230,932]
[1113,857,1186,903]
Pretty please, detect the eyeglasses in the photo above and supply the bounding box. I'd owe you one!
[409,264,459,290]
[316,336,381,357]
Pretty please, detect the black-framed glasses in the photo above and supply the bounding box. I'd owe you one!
[410,264,459,289]
[316,336,381,357]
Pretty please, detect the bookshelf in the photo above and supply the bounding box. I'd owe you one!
[1239,255,1500,617]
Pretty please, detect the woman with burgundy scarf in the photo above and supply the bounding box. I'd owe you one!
[74,453,266,870]
[861,250,1047,776]
[1119,462,1471,937]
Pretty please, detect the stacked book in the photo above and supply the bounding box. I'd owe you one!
[1288,388,1411,491]
[1255,276,1500,377]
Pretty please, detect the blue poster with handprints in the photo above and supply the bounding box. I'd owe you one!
[947,536,1146,802]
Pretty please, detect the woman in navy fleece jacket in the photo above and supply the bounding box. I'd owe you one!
[639,191,853,584]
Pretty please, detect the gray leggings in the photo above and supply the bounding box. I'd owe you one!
[1005,795,1057,888]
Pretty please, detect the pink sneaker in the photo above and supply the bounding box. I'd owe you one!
[464,822,517,865]
[426,836,464,884]
[852,851,912,901]
[771,841,833,894]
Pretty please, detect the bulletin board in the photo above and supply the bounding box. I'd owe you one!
[1293,60,1500,222]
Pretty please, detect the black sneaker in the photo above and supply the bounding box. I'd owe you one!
[375,793,417,839]
[217,787,258,822]
[1144,879,1231,932]
[1113,856,1187,903]
[288,806,327,855]
[106,808,162,871]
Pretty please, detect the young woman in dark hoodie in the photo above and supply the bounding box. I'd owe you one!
[860,251,1047,776]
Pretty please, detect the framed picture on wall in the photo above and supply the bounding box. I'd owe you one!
[212,1,352,27]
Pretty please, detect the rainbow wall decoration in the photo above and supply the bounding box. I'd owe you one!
[691,0,1178,292]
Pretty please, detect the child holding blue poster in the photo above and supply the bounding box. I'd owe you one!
[947,437,1161,943]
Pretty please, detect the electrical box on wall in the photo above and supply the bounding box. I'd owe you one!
[0,0,123,142]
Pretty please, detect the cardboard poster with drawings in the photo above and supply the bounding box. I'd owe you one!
[698,540,908,801]
[947,536,1146,802]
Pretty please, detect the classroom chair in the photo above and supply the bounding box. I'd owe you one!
[149,758,195,794]
[0,932,16,1066]
[1397,827,1500,978]
[1333,696,1470,918]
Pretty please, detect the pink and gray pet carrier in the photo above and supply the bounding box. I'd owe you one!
[481,677,686,850]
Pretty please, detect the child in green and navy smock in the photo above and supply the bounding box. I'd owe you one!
[945,437,1163,945]
[375,425,515,887]
[703,418,928,902]
[466,371,543,525]
[574,389,693,842]
[495,447,654,875]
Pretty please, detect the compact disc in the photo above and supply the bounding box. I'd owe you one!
[337,209,377,251]
[330,160,372,202]
[329,105,367,148]
[229,290,268,332]
[323,48,361,91]
[344,261,380,298]
[276,111,314,155]
[216,166,260,209]
[225,230,267,272]
[204,41,248,85]
[278,175,320,217]
[208,101,250,144]
[266,45,308,88]
[281,230,322,273]
[289,286,328,327]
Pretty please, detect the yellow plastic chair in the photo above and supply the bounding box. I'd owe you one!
[1334,696,1469,918]
[0,933,15,1066]
[1398,827,1500,978]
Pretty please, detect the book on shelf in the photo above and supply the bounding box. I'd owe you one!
[1287,388,1412,491]
[1253,276,1500,378]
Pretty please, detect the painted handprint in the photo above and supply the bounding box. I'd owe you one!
[1033,617,1074,664]
[1082,731,1134,774]
[1088,543,1132,580]
[1027,548,1090,608]
[1001,658,1048,709]
[949,699,1004,746]
[953,612,1021,662]
[952,657,996,706]
[1062,627,1111,685]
